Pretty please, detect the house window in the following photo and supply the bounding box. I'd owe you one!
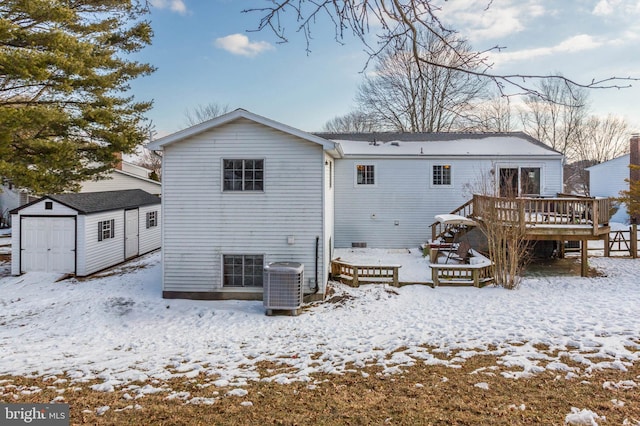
[499,167,541,197]
[223,255,264,287]
[98,219,115,241]
[520,168,541,196]
[45,201,53,210]
[223,159,264,191]
[146,211,157,228]
[356,164,375,185]
[433,165,452,186]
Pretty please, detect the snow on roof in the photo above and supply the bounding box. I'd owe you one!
[318,132,562,157]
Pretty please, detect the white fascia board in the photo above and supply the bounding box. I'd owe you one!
[146,108,339,153]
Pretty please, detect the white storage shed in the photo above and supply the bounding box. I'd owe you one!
[11,189,161,276]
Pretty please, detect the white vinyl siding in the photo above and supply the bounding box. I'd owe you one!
[335,157,563,248]
[161,118,326,294]
[79,170,161,195]
[138,205,161,255]
[82,211,125,275]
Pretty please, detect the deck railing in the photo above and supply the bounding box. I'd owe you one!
[330,260,400,287]
[429,198,475,241]
[472,195,611,234]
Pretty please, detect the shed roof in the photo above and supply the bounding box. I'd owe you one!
[316,132,562,157]
[11,189,160,215]
[586,154,629,171]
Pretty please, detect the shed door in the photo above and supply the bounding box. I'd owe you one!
[125,209,139,259]
[21,217,75,273]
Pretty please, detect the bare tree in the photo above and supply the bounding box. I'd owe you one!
[244,1,638,98]
[355,30,487,132]
[575,115,630,165]
[470,96,514,132]
[135,147,162,181]
[471,170,530,290]
[570,115,630,194]
[322,111,380,132]
[519,79,589,161]
[184,103,231,128]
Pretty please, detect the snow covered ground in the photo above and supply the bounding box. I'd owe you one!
[1,247,639,397]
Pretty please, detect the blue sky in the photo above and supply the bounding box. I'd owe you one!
[132,0,640,137]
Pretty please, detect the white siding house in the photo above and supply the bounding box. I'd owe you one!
[78,160,161,195]
[149,109,565,300]
[1,161,160,226]
[11,189,161,276]
[147,109,340,301]
[325,133,564,248]
[587,154,630,224]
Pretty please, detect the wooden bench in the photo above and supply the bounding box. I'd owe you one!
[430,262,494,288]
[331,259,401,287]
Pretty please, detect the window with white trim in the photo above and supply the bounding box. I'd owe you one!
[433,164,452,186]
[98,219,115,241]
[223,159,264,191]
[356,164,375,185]
[146,211,157,228]
[223,255,264,287]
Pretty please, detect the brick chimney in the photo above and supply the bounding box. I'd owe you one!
[113,152,123,170]
[630,135,640,224]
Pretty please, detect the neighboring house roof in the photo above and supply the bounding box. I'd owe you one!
[315,132,563,157]
[147,108,341,155]
[11,189,160,215]
[586,154,630,171]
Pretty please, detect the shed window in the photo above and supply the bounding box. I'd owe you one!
[356,164,375,185]
[146,211,157,228]
[223,159,264,191]
[45,201,53,210]
[433,165,452,186]
[98,219,115,241]
[223,255,264,287]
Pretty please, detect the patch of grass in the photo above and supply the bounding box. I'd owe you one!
[2,354,639,425]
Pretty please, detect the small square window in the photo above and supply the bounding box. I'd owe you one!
[98,219,115,241]
[44,201,53,210]
[433,165,452,186]
[146,211,158,228]
[356,164,375,185]
[223,159,264,191]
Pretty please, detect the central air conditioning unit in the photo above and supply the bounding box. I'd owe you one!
[263,262,304,316]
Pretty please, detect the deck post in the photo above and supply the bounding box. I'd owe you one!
[632,224,638,259]
[580,239,588,277]
[604,232,610,257]
[352,267,359,287]
[431,267,439,287]
[392,267,399,287]
[592,199,598,235]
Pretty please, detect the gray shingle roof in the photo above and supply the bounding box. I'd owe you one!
[12,189,160,215]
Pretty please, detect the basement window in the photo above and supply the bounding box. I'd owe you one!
[223,254,264,287]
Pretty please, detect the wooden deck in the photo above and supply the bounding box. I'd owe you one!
[472,194,611,240]
[430,194,613,277]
